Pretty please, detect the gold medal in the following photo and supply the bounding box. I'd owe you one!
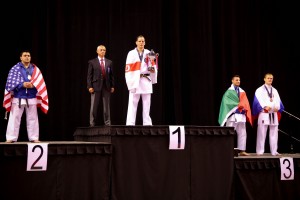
[270,98,273,102]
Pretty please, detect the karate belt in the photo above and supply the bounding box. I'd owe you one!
[140,74,151,81]
[263,109,275,124]
[269,113,275,124]
[19,98,29,108]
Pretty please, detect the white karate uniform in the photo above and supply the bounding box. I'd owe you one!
[255,85,281,155]
[6,98,39,142]
[226,113,247,151]
[125,48,157,125]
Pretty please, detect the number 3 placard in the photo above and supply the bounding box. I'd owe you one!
[27,143,49,171]
[169,126,185,150]
[280,157,294,180]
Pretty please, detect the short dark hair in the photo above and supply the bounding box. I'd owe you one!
[20,50,31,56]
[232,75,240,80]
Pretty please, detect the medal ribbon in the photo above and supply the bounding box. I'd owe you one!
[136,49,144,62]
[264,85,273,98]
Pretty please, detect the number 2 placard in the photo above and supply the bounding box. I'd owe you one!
[27,143,49,171]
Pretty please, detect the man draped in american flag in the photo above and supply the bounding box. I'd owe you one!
[3,50,48,143]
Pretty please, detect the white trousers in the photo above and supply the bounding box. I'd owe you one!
[126,92,152,125]
[6,103,39,142]
[226,120,247,151]
[256,124,278,155]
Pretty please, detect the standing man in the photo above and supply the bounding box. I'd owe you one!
[218,75,252,156]
[3,50,49,143]
[87,45,114,126]
[125,35,158,125]
[252,73,284,156]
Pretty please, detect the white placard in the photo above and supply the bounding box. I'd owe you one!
[280,157,294,180]
[169,126,185,150]
[27,143,49,171]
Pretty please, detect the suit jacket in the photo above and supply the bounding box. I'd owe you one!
[87,57,114,92]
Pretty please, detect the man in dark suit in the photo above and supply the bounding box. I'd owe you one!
[87,45,115,126]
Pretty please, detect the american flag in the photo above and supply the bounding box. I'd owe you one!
[3,63,49,114]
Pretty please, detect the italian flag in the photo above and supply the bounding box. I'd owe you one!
[218,86,252,126]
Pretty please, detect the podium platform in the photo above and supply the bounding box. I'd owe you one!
[74,125,300,200]
[1,126,299,200]
[0,141,112,200]
[234,153,300,200]
[74,125,235,200]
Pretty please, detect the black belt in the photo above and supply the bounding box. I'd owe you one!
[269,113,275,124]
[19,98,29,108]
[140,74,151,81]
[140,74,150,77]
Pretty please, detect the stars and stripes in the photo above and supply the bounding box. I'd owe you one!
[31,64,49,114]
[3,63,48,114]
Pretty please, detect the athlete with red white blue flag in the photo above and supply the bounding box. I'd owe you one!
[3,50,48,143]
[252,73,284,156]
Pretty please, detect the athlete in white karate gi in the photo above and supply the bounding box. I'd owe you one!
[219,75,252,156]
[4,50,48,143]
[252,73,284,156]
[125,35,158,125]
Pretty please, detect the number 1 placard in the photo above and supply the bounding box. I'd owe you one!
[169,126,185,150]
[27,143,49,171]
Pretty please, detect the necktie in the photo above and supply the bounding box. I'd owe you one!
[100,59,106,78]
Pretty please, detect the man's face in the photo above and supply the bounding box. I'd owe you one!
[264,75,273,85]
[20,52,31,63]
[97,46,106,57]
[136,37,145,49]
[232,77,240,87]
